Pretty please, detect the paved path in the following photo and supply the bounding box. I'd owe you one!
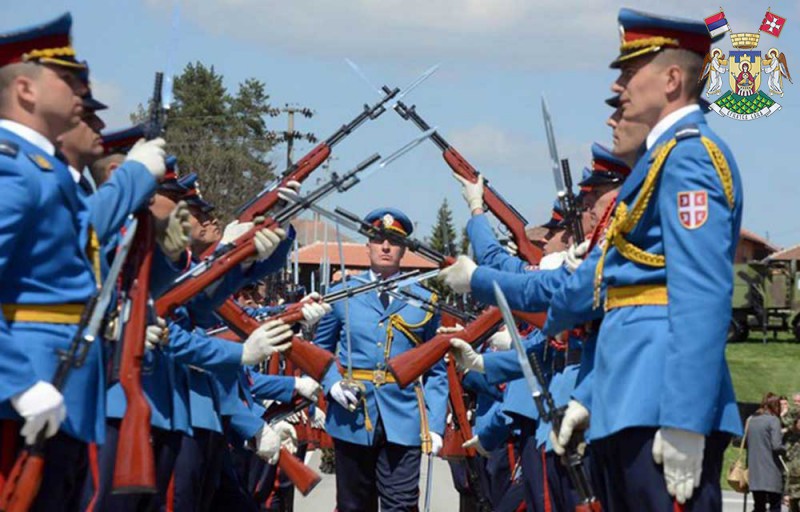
[296,450,770,511]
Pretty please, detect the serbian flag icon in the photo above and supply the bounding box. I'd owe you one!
[678,191,708,230]
[704,11,731,38]
[760,10,787,37]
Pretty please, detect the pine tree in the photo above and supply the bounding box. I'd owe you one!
[428,199,460,302]
[459,225,471,256]
[429,199,458,257]
[135,62,283,220]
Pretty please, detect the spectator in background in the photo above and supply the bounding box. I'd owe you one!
[747,393,786,512]
[785,415,800,512]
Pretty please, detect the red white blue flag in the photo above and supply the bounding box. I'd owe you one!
[704,11,731,38]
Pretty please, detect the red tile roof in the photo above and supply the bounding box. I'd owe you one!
[740,228,779,253]
[296,241,438,269]
[768,244,800,261]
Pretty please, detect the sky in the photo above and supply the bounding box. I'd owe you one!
[8,1,800,247]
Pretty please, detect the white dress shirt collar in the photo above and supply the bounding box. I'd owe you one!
[645,104,701,150]
[0,119,55,156]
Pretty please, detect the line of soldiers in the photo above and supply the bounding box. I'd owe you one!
[0,6,744,512]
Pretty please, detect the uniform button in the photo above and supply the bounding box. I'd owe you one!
[377,342,383,347]
[379,322,384,327]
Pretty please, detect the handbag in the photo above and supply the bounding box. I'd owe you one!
[727,418,750,493]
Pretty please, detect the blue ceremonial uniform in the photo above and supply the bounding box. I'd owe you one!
[316,272,446,446]
[0,125,104,442]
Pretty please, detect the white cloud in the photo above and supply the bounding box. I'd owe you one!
[145,0,724,70]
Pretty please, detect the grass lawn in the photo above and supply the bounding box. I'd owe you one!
[720,336,800,489]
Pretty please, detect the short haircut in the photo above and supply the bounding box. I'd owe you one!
[654,48,706,100]
[0,62,42,110]
[90,153,124,186]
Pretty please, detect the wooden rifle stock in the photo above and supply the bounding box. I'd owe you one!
[113,212,157,493]
[0,449,44,512]
[442,148,542,265]
[237,144,331,224]
[388,307,504,388]
[278,448,321,496]
[387,306,545,389]
[154,219,277,317]
[215,299,335,382]
[440,357,475,460]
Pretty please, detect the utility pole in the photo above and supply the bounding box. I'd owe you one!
[278,104,316,168]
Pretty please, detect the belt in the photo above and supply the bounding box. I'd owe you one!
[2,304,85,324]
[605,284,668,311]
[351,369,396,387]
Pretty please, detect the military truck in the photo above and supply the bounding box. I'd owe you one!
[729,259,800,342]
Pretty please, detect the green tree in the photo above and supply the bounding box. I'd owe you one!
[428,199,460,302]
[459,225,470,255]
[137,62,282,220]
[429,199,458,257]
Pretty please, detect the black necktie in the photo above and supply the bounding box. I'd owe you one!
[380,291,390,310]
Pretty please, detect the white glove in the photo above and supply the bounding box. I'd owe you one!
[241,320,293,365]
[652,428,705,504]
[489,328,512,351]
[552,400,590,456]
[125,138,166,178]
[277,180,302,198]
[430,432,443,456]
[311,407,326,429]
[157,200,192,262]
[145,317,168,351]
[462,435,490,457]
[10,381,67,445]
[221,220,254,246]
[449,338,484,373]
[540,251,567,270]
[564,240,590,273]
[255,425,282,464]
[505,240,518,256]
[452,173,484,212]
[294,376,321,402]
[274,420,298,455]
[440,255,477,294]
[299,293,332,329]
[437,324,464,335]
[253,227,286,262]
[330,381,360,412]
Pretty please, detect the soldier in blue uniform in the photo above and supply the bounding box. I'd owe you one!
[314,207,447,512]
[545,10,743,510]
[0,13,157,510]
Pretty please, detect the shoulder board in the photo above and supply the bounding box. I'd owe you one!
[675,124,701,141]
[0,139,19,158]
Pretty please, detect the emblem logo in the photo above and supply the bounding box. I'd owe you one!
[677,191,708,230]
[382,214,395,228]
[701,8,791,121]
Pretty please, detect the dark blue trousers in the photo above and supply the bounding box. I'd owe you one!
[172,429,226,512]
[81,419,181,512]
[589,427,730,512]
[333,421,422,512]
[485,445,514,508]
[208,445,259,512]
[518,419,551,512]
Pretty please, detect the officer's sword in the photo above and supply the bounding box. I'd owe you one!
[493,283,601,511]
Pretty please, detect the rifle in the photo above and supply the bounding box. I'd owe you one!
[261,397,322,496]
[443,357,492,511]
[143,72,166,140]
[0,220,139,512]
[494,283,601,512]
[211,269,437,381]
[391,98,542,266]
[156,127,434,319]
[542,97,583,244]
[111,72,173,493]
[155,153,380,318]
[112,212,157,493]
[228,65,437,230]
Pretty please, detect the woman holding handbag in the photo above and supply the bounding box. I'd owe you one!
[746,393,786,512]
